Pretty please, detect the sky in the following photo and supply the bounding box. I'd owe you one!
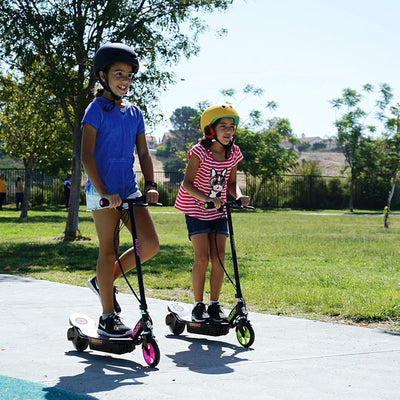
[148,0,400,142]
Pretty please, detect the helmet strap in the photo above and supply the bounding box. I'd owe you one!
[101,74,122,101]
[214,137,234,159]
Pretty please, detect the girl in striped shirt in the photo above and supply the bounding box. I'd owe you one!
[175,104,250,322]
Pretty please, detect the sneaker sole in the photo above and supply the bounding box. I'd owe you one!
[87,279,101,299]
[87,278,122,314]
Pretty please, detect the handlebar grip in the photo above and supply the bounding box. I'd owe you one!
[99,198,109,207]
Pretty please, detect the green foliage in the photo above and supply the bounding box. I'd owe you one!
[0,73,71,176]
[331,83,396,211]
[294,160,322,176]
[166,106,201,153]
[0,0,237,236]
[237,124,298,180]
[311,142,326,151]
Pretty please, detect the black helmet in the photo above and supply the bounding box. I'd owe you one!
[93,42,139,80]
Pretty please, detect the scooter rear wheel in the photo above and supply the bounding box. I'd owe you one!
[165,312,185,335]
[142,337,160,367]
[67,327,89,352]
[236,320,255,348]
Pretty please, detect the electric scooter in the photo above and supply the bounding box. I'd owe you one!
[67,196,161,367]
[165,199,255,348]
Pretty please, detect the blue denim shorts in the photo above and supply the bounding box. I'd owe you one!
[85,184,141,211]
[185,215,229,240]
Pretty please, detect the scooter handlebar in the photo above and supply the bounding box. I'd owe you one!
[204,199,254,210]
[99,196,162,208]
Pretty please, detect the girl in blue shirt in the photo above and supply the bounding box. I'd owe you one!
[81,43,159,337]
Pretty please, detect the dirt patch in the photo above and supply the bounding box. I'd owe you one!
[298,151,347,176]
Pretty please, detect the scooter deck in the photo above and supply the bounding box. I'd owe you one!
[167,302,230,337]
[68,313,136,354]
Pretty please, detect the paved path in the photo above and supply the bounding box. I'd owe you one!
[1,274,400,399]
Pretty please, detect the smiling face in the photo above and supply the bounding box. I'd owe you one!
[214,117,235,145]
[99,61,134,99]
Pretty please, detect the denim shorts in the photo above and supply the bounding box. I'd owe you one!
[185,215,229,240]
[85,184,141,211]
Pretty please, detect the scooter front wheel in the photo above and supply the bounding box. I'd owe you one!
[142,337,160,367]
[236,320,255,348]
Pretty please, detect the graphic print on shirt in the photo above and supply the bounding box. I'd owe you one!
[208,168,227,198]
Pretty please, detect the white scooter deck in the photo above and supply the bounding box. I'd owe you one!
[167,302,193,322]
[69,312,132,340]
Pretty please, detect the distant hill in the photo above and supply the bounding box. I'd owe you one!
[142,150,347,178]
[298,151,346,176]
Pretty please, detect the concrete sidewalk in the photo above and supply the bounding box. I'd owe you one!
[1,274,400,399]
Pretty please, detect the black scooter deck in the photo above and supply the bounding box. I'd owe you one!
[166,302,230,337]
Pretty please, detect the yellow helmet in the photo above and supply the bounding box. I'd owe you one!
[200,104,240,138]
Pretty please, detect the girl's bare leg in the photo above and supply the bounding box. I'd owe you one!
[209,233,226,302]
[190,233,210,302]
[112,207,159,279]
[92,208,122,314]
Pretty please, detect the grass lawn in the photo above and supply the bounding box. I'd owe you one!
[1,204,400,330]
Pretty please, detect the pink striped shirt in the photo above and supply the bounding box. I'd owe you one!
[174,143,243,220]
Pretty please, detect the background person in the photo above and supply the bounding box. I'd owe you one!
[63,175,71,209]
[0,174,7,211]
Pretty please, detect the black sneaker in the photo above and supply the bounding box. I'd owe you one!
[87,276,121,314]
[97,313,132,337]
[207,303,227,322]
[191,302,209,322]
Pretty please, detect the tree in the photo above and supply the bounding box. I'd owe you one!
[0,0,236,239]
[168,106,201,152]
[0,73,71,217]
[220,84,278,128]
[330,84,393,212]
[236,118,298,203]
[382,104,400,227]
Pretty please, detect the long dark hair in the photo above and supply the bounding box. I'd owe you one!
[200,120,219,149]
[94,64,112,98]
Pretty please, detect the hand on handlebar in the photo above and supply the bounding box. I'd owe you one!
[237,195,250,207]
[145,188,159,205]
[206,196,224,210]
[100,192,122,209]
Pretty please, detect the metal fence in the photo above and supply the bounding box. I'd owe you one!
[0,168,398,210]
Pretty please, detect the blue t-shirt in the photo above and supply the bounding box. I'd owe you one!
[81,97,145,199]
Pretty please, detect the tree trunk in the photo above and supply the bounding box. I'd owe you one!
[19,158,35,218]
[349,173,355,212]
[64,124,82,241]
[384,169,400,228]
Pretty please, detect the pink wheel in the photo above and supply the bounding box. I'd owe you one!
[142,338,160,367]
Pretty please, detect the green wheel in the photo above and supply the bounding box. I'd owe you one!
[236,320,255,348]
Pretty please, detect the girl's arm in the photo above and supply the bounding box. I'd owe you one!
[136,132,159,203]
[227,165,250,206]
[182,155,223,208]
[81,123,121,208]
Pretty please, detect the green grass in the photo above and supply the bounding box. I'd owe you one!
[1,204,400,329]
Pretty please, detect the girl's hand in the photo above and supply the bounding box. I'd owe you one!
[238,195,250,207]
[209,197,224,210]
[145,188,159,204]
[102,192,122,209]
